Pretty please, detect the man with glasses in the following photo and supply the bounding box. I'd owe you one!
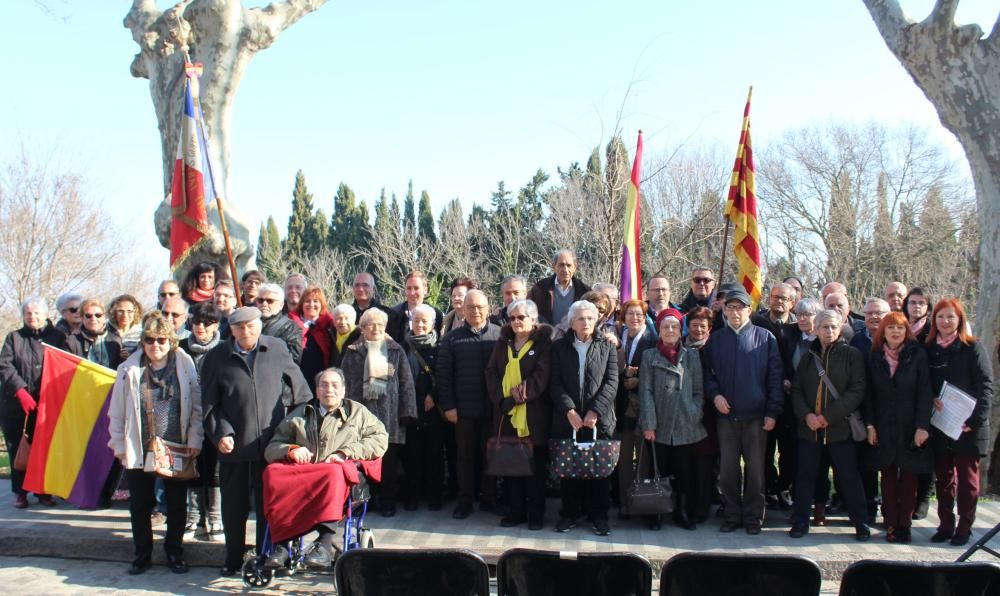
[213,281,238,339]
[161,296,191,340]
[704,288,784,536]
[644,276,677,325]
[202,306,311,576]
[282,273,307,314]
[66,298,124,370]
[156,280,181,310]
[679,267,716,313]
[240,270,265,306]
[436,289,501,519]
[884,281,907,313]
[255,283,303,364]
[54,292,83,336]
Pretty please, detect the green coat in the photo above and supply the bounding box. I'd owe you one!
[264,398,389,464]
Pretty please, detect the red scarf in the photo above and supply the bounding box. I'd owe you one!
[883,344,900,377]
[657,340,680,364]
[188,287,214,303]
[936,332,959,349]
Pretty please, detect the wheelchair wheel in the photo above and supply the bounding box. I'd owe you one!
[359,528,374,549]
[242,555,274,588]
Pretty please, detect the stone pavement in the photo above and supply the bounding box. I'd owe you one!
[2,495,1000,594]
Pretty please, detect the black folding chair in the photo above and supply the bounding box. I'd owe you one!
[959,522,1000,562]
[839,559,1000,596]
[659,552,821,596]
[334,548,490,596]
[497,548,653,596]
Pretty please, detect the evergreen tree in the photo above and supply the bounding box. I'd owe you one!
[284,170,316,258]
[329,182,371,261]
[308,208,330,254]
[418,190,436,242]
[256,216,283,280]
[403,179,416,232]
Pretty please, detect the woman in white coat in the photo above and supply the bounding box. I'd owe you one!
[108,312,202,576]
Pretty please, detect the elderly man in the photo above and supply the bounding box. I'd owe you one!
[213,280,238,339]
[240,270,265,305]
[255,283,304,363]
[528,249,591,325]
[679,266,716,313]
[783,276,804,303]
[884,281,907,312]
[388,270,444,342]
[704,288,784,535]
[156,280,181,310]
[491,274,528,326]
[264,368,388,568]
[436,289,501,519]
[821,281,865,325]
[824,292,866,343]
[350,272,392,324]
[283,273,307,314]
[645,276,676,318]
[54,292,83,336]
[161,296,191,340]
[201,306,312,576]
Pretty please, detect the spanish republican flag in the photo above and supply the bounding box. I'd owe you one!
[169,62,213,271]
[724,87,764,309]
[23,346,116,508]
[619,130,644,303]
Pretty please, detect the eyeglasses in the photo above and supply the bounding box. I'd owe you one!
[509,314,530,321]
[163,312,185,319]
[771,296,792,303]
[256,297,277,305]
[83,313,104,319]
[724,303,749,311]
[244,279,262,287]
[65,306,80,314]
[466,304,488,311]
[192,319,218,327]
[143,336,169,346]
[692,277,714,285]
[159,291,179,298]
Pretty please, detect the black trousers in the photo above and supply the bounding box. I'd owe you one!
[220,460,266,569]
[379,443,403,507]
[125,469,186,560]
[455,416,495,505]
[506,445,549,520]
[560,477,610,521]
[653,442,695,509]
[403,423,444,505]
[0,411,27,495]
[766,410,798,495]
[793,439,867,527]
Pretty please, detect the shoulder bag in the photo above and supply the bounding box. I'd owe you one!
[141,371,198,480]
[811,353,867,442]
[624,440,673,515]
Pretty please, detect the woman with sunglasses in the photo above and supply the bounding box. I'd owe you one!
[108,312,203,575]
[66,298,125,370]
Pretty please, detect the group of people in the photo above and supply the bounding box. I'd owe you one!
[0,250,994,576]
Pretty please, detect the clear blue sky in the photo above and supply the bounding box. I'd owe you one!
[1,1,995,280]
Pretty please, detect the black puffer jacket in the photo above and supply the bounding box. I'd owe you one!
[864,341,933,473]
[550,332,619,439]
[435,323,501,418]
[261,314,304,364]
[0,322,67,417]
[926,339,994,457]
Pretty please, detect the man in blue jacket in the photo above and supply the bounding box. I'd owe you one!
[704,288,784,535]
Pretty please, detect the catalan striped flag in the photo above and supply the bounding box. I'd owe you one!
[23,346,116,508]
[724,87,764,309]
[169,62,213,271]
[619,130,644,303]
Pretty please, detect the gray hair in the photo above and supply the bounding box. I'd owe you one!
[815,309,843,330]
[500,274,528,289]
[551,249,576,265]
[284,272,307,285]
[358,307,388,327]
[592,282,617,294]
[21,296,48,316]
[793,298,821,316]
[864,297,890,312]
[413,303,437,323]
[567,299,599,322]
[770,282,794,296]
[315,367,346,388]
[258,283,284,300]
[690,265,713,276]
[331,303,356,321]
[507,299,539,320]
[464,288,488,305]
[56,292,82,312]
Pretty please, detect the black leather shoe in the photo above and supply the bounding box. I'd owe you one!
[592,520,611,536]
[789,524,808,539]
[501,514,527,527]
[220,565,240,577]
[745,524,762,536]
[951,533,971,547]
[304,542,332,568]
[381,504,397,518]
[265,544,289,569]
[127,557,151,575]
[165,554,189,574]
[452,502,473,519]
[555,517,576,533]
[931,528,954,543]
[528,517,544,531]
[719,521,741,533]
[648,516,662,531]
[855,524,872,542]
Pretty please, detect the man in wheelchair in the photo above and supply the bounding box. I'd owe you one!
[264,367,389,568]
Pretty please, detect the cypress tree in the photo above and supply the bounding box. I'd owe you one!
[403,179,416,232]
[418,190,436,242]
[284,170,315,258]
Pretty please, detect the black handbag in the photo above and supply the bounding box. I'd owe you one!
[485,417,534,477]
[624,440,673,515]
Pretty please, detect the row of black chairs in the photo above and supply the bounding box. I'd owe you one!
[333,548,1000,596]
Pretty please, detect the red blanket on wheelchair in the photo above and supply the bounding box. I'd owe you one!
[263,458,382,543]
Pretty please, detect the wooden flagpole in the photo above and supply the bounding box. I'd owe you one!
[718,216,732,285]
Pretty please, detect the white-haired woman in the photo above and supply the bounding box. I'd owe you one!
[550,300,619,536]
[0,297,67,509]
[341,307,417,517]
[328,304,360,368]
[108,312,203,575]
[789,309,870,541]
[402,303,446,511]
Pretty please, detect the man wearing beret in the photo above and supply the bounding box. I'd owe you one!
[201,306,312,576]
[703,288,784,536]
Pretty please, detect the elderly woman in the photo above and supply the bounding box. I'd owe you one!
[178,302,224,540]
[686,306,719,523]
[926,298,994,547]
[442,277,476,337]
[639,308,705,531]
[550,300,619,536]
[485,299,554,530]
[329,304,361,368]
[293,286,335,392]
[613,299,656,519]
[107,312,202,575]
[341,308,417,517]
[0,297,66,509]
[181,261,224,305]
[581,290,618,346]
[108,294,144,358]
[789,309,870,541]
[864,312,932,544]
[402,304,445,511]
[67,298,125,370]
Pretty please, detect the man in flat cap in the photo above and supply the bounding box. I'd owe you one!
[201,306,312,576]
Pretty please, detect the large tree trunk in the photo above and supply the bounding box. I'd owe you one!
[124,0,328,277]
[863,0,1000,491]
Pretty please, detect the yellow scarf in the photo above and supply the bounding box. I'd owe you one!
[502,340,533,437]
[336,327,355,352]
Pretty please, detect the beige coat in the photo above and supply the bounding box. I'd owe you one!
[107,350,203,469]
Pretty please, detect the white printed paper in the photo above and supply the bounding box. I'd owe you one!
[930,381,977,441]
